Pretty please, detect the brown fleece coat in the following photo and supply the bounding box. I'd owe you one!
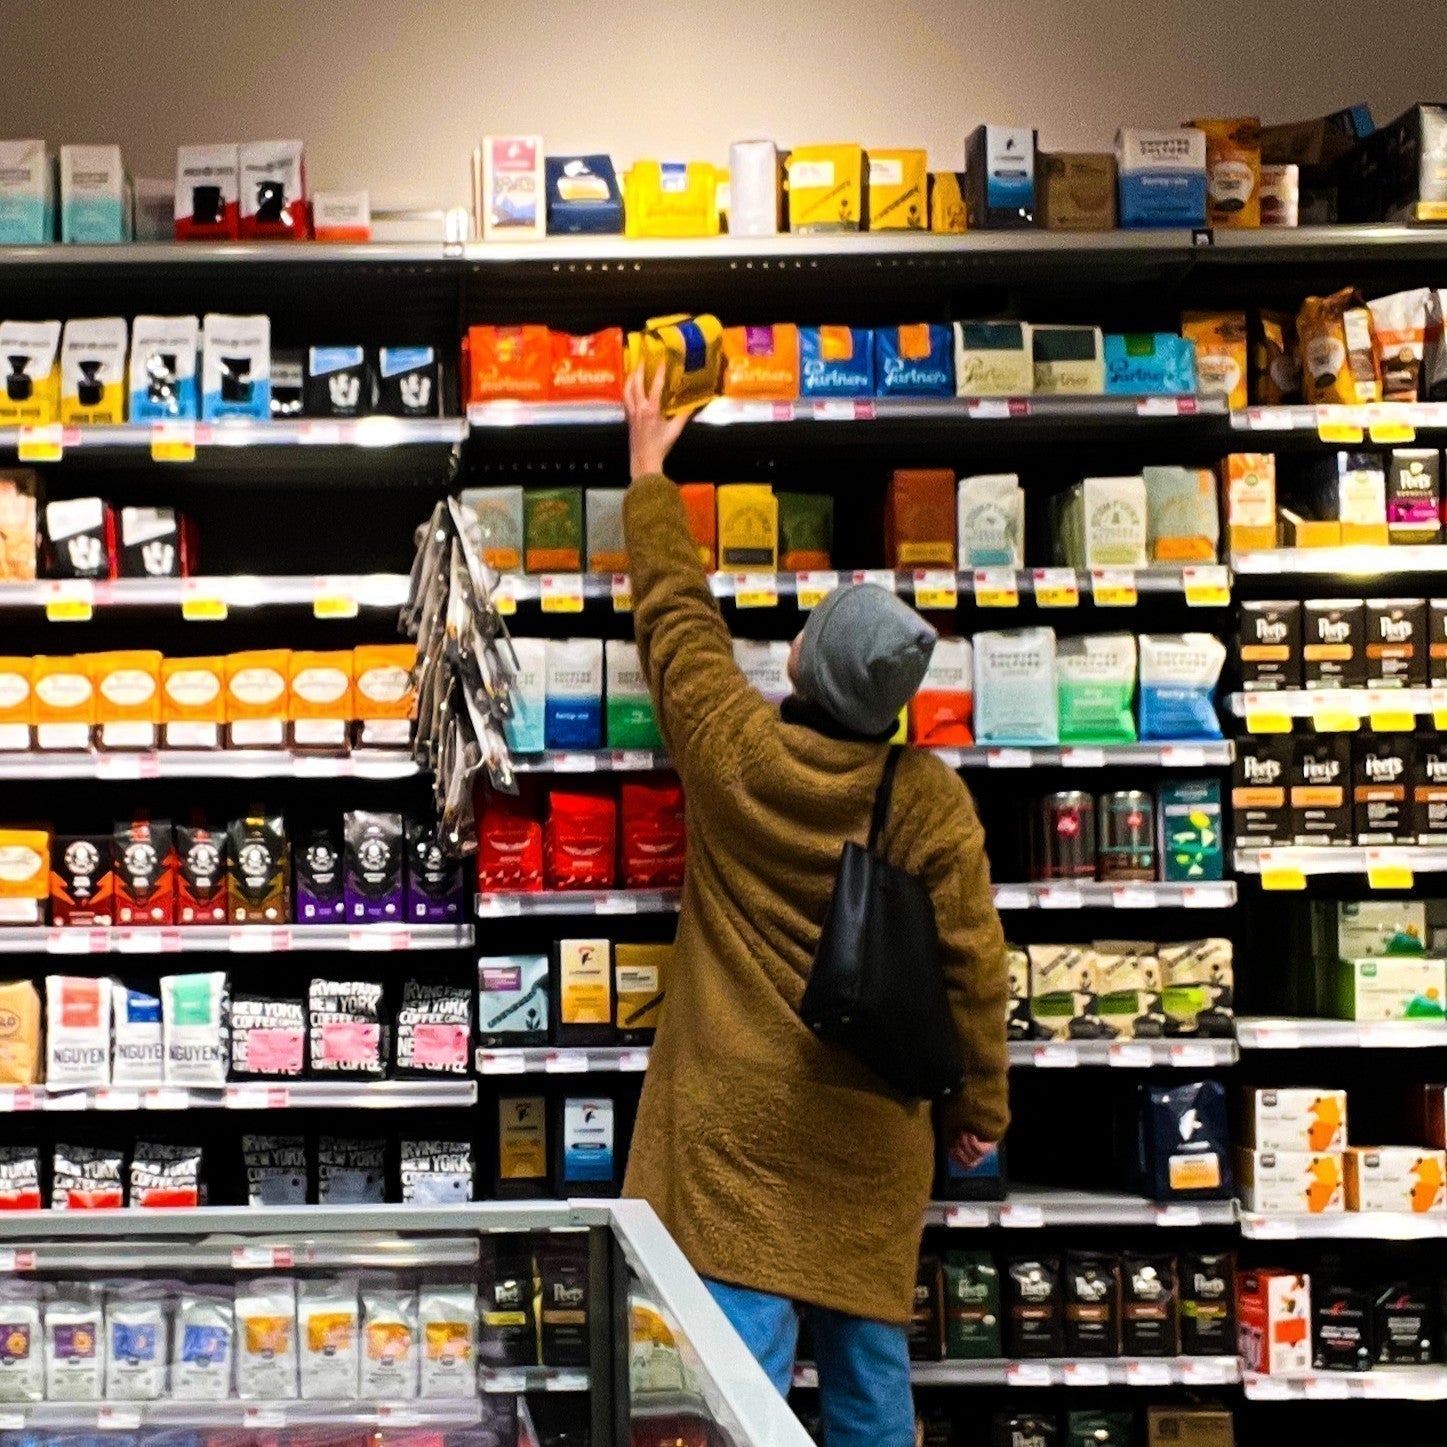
[621,472,1009,1324]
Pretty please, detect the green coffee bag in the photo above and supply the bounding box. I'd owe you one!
[1056,633,1137,744]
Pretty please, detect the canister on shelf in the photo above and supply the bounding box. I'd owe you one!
[1033,791,1097,881]
[1097,790,1157,882]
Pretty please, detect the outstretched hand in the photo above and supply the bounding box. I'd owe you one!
[949,1132,994,1172]
[624,364,689,481]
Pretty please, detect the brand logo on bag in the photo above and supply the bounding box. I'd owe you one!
[328,374,361,409]
[1243,755,1283,784]
[1364,754,1405,782]
[1301,756,1342,784]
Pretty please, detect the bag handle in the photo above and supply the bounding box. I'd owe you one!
[866,746,905,854]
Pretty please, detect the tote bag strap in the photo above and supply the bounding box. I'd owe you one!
[866,745,905,854]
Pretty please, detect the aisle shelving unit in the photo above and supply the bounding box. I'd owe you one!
[0,750,420,781]
[0,1079,477,1112]
[0,923,472,954]
[793,1358,1242,1390]
[1238,1211,1447,1241]
[1243,1368,1447,1402]
[924,1189,1237,1229]
[1235,1017,1447,1050]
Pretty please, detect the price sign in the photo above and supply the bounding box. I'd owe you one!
[1061,747,1106,768]
[619,1050,651,1072]
[1317,407,1364,443]
[1031,1043,1080,1068]
[480,1051,527,1075]
[551,753,598,774]
[544,1051,589,1074]
[1108,1042,1155,1068]
[313,577,360,619]
[150,420,197,462]
[596,894,638,915]
[985,748,1032,769]
[1366,406,1415,444]
[1032,567,1079,608]
[540,574,585,613]
[1243,694,1292,734]
[17,424,63,462]
[912,570,958,610]
[1182,565,1230,607]
[1259,851,1307,891]
[181,579,227,620]
[491,575,518,617]
[1006,1362,1053,1388]
[999,1203,1045,1228]
[1155,1204,1204,1227]
[943,1205,992,1229]
[1366,849,1414,891]
[992,885,1029,911]
[1110,885,1159,910]
[1038,885,1084,909]
[1369,708,1416,733]
[851,569,898,593]
[733,574,779,609]
[973,568,1019,607]
[1064,1362,1110,1387]
[45,579,94,622]
[796,570,839,610]
[1090,568,1137,607]
[610,574,632,612]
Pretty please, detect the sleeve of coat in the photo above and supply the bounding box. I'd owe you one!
[921,807,1011,1142]
[623,472,765,773]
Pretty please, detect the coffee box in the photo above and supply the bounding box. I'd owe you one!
[1063,1251,1120,1356]
[128,315,199,420]
[1233,736,1292,849]
[0,657,33,750]
[119,507,187,578]
[1313,1283,1372,1372]
[225,649,289,748]
[95,650,162,751]
[50,834,114,927]
[239,140,307,239]
[1116,129,1208,228]
[556,1095,618,1197]
[1004,1257,1063,1357]
[1303,599,1365,687]
[1375,1283,1436,1364]
[1239,1270,1311,1374]
[1031,325,1105,394]
[174,145,239,240]
[552,938,614,1047]
[1224,453,1277,555]
[1121,1253,1180,1356]
[478,954,549,1046]
[1158,779,1223,882]
[1190,117,1262,228]
[1365,597,1428,687]
[546,154,625,235]
[33,655,95,750]
[928,172,968,233]
[1146,1410,1235,1447]
[306,346,372,417]
[43,497,113,580]
[0,830,49,926]
[271,351,303,418]
[112,818,175,926]
[175,824,227,925]
[967,126,1036,228]
[614,942,671,1042]
[1239,600,1301,690]
[288,650,352,751]
[866,149,927,230]
[1260,163,1300,227]
[1345,1145,1447,1213]
[343,810,404,923]
[481,136,545,240]
[1036,153,1117,230]
[953,321,1034,397]
[1354,732,1415,844]
[377,346,438,417]
[1388,450,1441,543]
[1238,1149,1345,1213]
[294,825,345,924]
[524,486,584,573]
[227,813,289,925]
[161,656,225,749]
[60,145,129,244]
[786,145,865,233]
[201,313,271,421]
[311,189,371,242]
[909,1256,946,1361]
[1244,1087,1348,1152]
[1415,736,1447,843]
[1330,955,1446,1021]
[0,140,54,244]
[495,1095,549,1198]
[59,318,128,425]
[1181,1252,1236,1356]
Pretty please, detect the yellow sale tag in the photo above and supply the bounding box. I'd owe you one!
[1318,421,1364,443]
[610,574,632,613]
[1090,569,1138,607]
[181,596,228,621]
[1369,420,1416,444]
[45,598,92,622]
[795,570,839,610]
[733,574,779,609]
[314,594,359,620]
[151,422,197,462]
[1370,710,1416,733]
[973,568,1019,608]
[17,424,63,462]
[1261,865,1307,891]
[1434,710,1447,732]
[1312,709,1360,733]
[1182,565,1230,608]
[1245,710,1292,734]
[1032,568,1079,608]
[540,574,585,613]
[1368,863,1414,891]
[913,570,958,610]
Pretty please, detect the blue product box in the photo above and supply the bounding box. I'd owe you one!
[128,316,200,421]
[0,140,53,244]
[799,326,875,397]
[1119,171,1209,228]
[875,324,954,397]
[1103,334,1197,395]
[1138,1080,1232,1200]
[545,155,624,234]
[1157,778,1223,881]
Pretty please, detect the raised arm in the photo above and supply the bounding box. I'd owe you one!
[622,368,762,769]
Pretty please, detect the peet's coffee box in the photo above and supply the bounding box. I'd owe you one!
[1303,599,1365,688]
[1413,735,1447,844]
[1233,736,1292,848]
[1364,598,1427,688]
[1429,600,1447,684]
[1291,735,1352,846]
[1353,733,1415,845]
[1238,600,1301,690]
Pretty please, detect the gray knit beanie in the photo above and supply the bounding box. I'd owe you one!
[794,583,938,736]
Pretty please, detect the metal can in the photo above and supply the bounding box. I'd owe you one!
[1033,791,1097,880]
[1098,790,1156,882]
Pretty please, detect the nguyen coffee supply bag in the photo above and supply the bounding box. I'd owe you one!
[161,971,229,1086]
[46,975,111,1088]
[112,986,164,1086]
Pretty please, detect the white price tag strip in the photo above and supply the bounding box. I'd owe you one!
[851,569,898,593]
[944,1206,992,1229]
[986,748,1032,769]
[992,886,1029,911]
[796,570,839,610]
[619,1050,651,1072]
[1108,1042,1155,1068]
[1155,1204,1203,1227]
[1007,1362,1054,1387]
[1061,747,1106,768]
[545,1052,589,1074]
[1125,1360,1173,1387]
[1064,1362,1111,1387]
[540,574,585,613]
[596,895,638,915]
[480,1052,527,1075]
[1111,886,1159,910]
[1038,885,1084,909]
[1031,1044,1079,1068]
[999,1203,1045,1228]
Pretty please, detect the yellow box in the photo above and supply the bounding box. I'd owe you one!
[94,649,163,750]
[32,655,94,750]
[1189,117,1262,229]
[867,149,928,230]
[1183,311,1249,411]
[623,162,720,238]
[717,484,778,572]
[0,657,34,750]
[161,656,226,749]
[787,145,864,233]
[1223,454,1276,554]
[929,172,968,233]
[614,942,672,1038]
[1278,509,1342,549]
[59,319,128,425]
[625,314,723,418]
[0,323,61,426]
[0,829,50,926]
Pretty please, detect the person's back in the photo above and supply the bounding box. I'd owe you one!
[619,368,1008,1446]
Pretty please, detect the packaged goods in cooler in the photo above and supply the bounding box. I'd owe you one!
[1103,332,1196,395]
[1004,1256,1062,1357]
[799,325,874,398]
[161,971,229,1086]
[130,1140,202,1207]
[305,345,371,416]
[1363,597,1428,686]
[1157,778,1223,880]
[721,324,799,401]
[479,954,550,1046]
[231,996,306,1078]
[201,313,271,421]
[1031,325,1105,394]
[225,650,289,749]
[929,171,968,232]
[1354,733,1415,845]
[360,1277,420,1395]
[51,1143,123,1209]
[352,643,415,749]
[174,144,239,241]
[1116,129,1208,228]
[0,320,61,425]
[545,790,617,889]
[717,483,778,570]
[1182,312,1248,409]
[44,1284,105,1399]
[463,328,549,405]
[0,828,48,924]
[524,486,584,573]
[615,941,671,1042]
[43,499,112,581]
[119,507,190,579]
[1369,289,1433,402]
[776,491,833,571]
[0,470,39,582]
[1329,955,1446,1021]
[288,650,352,751]
[966,126,1036,228]
[974,629,1058,746]
[161,656,225,749]
[1092,938,1162,1033]
[239,140,307,239]
[1253,310,1302,404]
[298,1276,360,1398]
[1238,1149,1344,1213]
[943,1251,1001,1359]
[1344,1145,1446,1212]
[0,1146,41,1210]
[623,160,720,237]
[786,146,864,233]
[480,135,543,239]
[1239,600,1301,691]
[1290,735,1352,846]
[626,313,723,415]
[1260,163,1300,226]
[732,639,791,703]
[1062,1251,1121,1357]
[1139,1080,1231,1199]
[909,1255,946,1361]
[544,640,603,749]
[377,345,438,416]
[1223,452,1276,555]
[0,1279,44,1398]
[128,315,199,420]
[311,190,371,242]
[496,1094,549,1198]
[1181,1251,1236,1356]
[545,154,623,234]
[1299,289,1381,406]
[242,1134,308,1205]
[953,321,1033,396]
[1189,118,1262,229]
[1375,1282,1436,1363]
[45,975,111,1087]
[1120,1253,1180,1355]
[866,149,927,230]
[59,145,128,244]
[728,140,782,237]
[235,1277,299,1398]
[171,1284,234,1398]
[584,487,627,573]
[1028,943,1097,1040]
[553,938,614,1046]
[59,317,127,425]
[1387,449,1441,544]
[33,655,95,750]
[1345,103,1447,224]
[0,140,53,244]
[537,1237,591,1367]
[228,813,289,924]
[620,778,686,889]
[1244,1087,1348,1152]
[1302,598,1365,687]
[111,986,163,1086]
[309,979,385,1077]
[95,649,162,750]
[1137,634,1225,741]
[342,810,403,923]
[503,637,546,755]
[394,980,471,1075]
[887,468,956,567]
[876,324,953,396]
[1055,634,1137,744]
[909,635,974,746]
[418,1282,477,1396]
[1238,1270,1311,1374]
[405,819,466,923]
[0,979,39,1084]
[1006,947,1030,1040]
[1058,476,1148,568]
[1036,153,1117,230]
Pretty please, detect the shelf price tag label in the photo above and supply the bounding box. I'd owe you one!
[973,568,1019,607]
[150,420,197,462]
[1136,396,1195,417]
[943,1205,992,1228]
[1107,1042,1155,1068]
[181,578,227,621]
[619,1050,651,1072]
[243,1405,288,1429]
[795,571,839,610]
[490,575,518,617]
[1030,1043,1079,1068]
[912,570,957,610]
[998,1203,1045,1228]
[1316,406,1364,443]
[851,569,898,593]
[1006,1362,1054,1388]
[733,573,779,609]
[1366,848,1414,891]
[595,894,639,915]
[1366,406,1415,444]
[539,573,585,613]
[1168,1041,1221,1068]
[1125,1361,1173,1388]
[1182,565,1230,607]
[1367,692,1416,732]
[313,577,359,619]
[97,1406,142,1430]
[1090,569,1137,607]
[610,574,632,612]
[544,1051,589,1074]
[1038,885,1084,910]
[1032,568,1079,608]
[1259,850,1307,891]
[1064,1362,1111,1387]
[991,885,1029,911]
[479,1051,527,1075]
[1110,885,1159,910]
[1312,706,1360,733]
[985,748,1032,769]
[1242,694,1292,734]
[1154,1204,1203,1227]
[45,579,94,622]
[1247,406,1293,430]
[17,424,63,462]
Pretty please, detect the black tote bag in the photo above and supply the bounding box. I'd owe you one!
[799,746,966,1100]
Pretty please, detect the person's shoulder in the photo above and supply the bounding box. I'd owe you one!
[895,748,982,838]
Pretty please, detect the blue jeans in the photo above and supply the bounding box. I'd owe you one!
[705,1278,914,1447]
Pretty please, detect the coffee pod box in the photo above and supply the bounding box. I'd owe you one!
[1343,1146,1447,1213]
[0,321,62,425]
[175,145,239,240]
[1237,1148,1345,1214]
[239,140,307,239]
[1331,956,1447,1020]
[60,318,128,425]
[0,140,54,243]
[965,126,1036,228]
[60,145,130,244]
[727,143,781,237]
[1116,129,1208,229]
[1243,1087,1348,1152]
[202,314,271,422]
[1238,1270,1312,1375]
[129,315,199,421]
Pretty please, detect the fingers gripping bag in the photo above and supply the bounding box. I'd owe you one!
[170,1285,235,1401]
[234,1277,299,1400]
[0,1281,44,1402]
[1138,634,1226,741]
[105,1280,173,1400]
[625,314,723,417]
[1056,634,1138,744]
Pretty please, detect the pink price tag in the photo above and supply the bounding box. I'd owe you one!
[411,1023,469,1068]
[245,1028,305,1076]
[320,1021,381,1065]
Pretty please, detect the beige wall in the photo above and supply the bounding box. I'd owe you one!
[3,0,1443,213]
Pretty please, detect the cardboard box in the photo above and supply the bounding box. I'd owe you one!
[966,126,1036,228]
[1302,599,1365,688]
[1344,1146,1446,1212]
[174,144,239,241]
[1278,510,1342,549]
[1342,104,1447,224]
[1036,153,1117,230]
[1364,598,1427,686]
[1374,1282,1436,1364]
[1146,1408,1235,1447]
[1116,129,1208,229]
[1239,600,1301,689]
[1238,1149,1344,1214]
[1238,1270,1312,1374]
[1243,1088,1348,1152]
[1414,737,1447,843]
[1330,955,1446,1021]
[1388,450,1441,544]
[0,140,54,244]
[1223,453,1276,554]
[1354,732,1415,844]
[1337,900,1427,958]
[1233,736,1292,848]
[866,149,927,230]
[60,145,129,244]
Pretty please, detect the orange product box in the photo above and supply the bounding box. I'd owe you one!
[0,656,34,751]
[1222,453,1276,555]
[161,656,226,750]
[679,484,717,571]
[887,469,957,568]
[721,325,801,401]
[1237,1270,1311,1375]
[32,655,95,751]
[908,637,974,745]
[550,329,625,403]
[0,829,50,925]
[352,643,417,748]
[94,650,163,751]
[225,650,291,749]
[289,650,354,751]
[464,325,552,403]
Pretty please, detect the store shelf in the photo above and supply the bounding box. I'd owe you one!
[480,1367,591,1394]
[476,890,681,917]
[477,1046,652,1075]
[1232,546,1447,576]
[0,418,465,454]
[1244,1367,1447,1402]
[0,1231,479,1274]
[0,573,411,612]
[1233,846,1447,877]
[1231,402,1447,434]
[0,1399,484,1431]
[0,241,461,268]
[1239,1211,1447,1241]
[510,743,1233,774]
[0,749,420,781]
[1237,1017,1447,1050]
[0,1079,477,1112]
[1008,1038,1238,1068]
[793,1357,1240,1390]
[925,1189,1236,1229]
[1230,689,1443,719]
[0,923,472,954]
[992,882,1236,910]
